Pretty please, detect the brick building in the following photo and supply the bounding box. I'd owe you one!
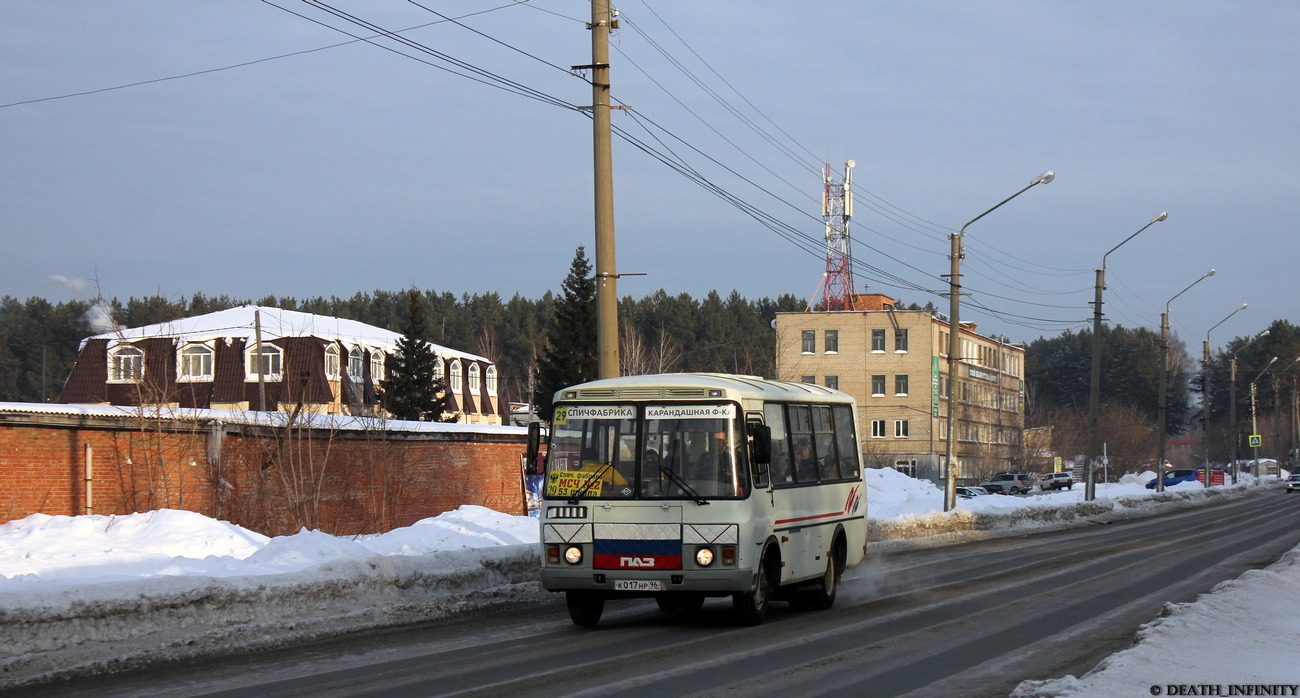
[60,306,503,424]
[775,293,1026,482]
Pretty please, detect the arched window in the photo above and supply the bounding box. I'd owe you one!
[486,365,498,395]
[244,343,282,381]
[450,359,462,393]
[432,354,444,382]
[324,344,341,380]
[369,350,385,383]
[108,345,144,383]
[178,343,214,381]
[467,362,480,394]
[348,347,364,380]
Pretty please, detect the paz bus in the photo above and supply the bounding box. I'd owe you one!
[526,373,867,626]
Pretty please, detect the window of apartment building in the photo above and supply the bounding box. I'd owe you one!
[894,374,909,396]
[802,330,816,354]
[450,359,462,393]
[894,460,916,478]
[824,329,839,354]
[871,419,887,438]
[349,347,364,380]
[325,344,341,380]
[801,375,815,384]
[871,329,886,352]
[894,419,909,438]
[244,343,282,381]
[894,328,908,352]
[108,344,145,383]
[370,350,385,383]
[940,331,949,356]
[938,419,947,439]
[824,375,839,390]
[871,374,886,396]
[178,343,213,382]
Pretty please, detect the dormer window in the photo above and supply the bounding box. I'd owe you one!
[324,344,341,380]
[432,354,445,382]
[245,343,282,381]
[369,350,385,382]
[178,343,214,381]
[468,363,481,394]
[348,347,364,381]
[108,345,145,383]
[450,359,462,393]
[486,365,498,395]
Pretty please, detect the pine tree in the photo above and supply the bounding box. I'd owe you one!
[379,289,454,422]
[534,246,597,419]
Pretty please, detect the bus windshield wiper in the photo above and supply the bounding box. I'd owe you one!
[659,466,709,506]
[569,462,612,504]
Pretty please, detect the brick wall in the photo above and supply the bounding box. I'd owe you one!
[0,407,528,536]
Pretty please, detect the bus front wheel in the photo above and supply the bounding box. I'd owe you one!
[733,551,773,626]
[566,591,605,627]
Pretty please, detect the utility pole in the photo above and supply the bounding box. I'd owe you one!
[589,0,619,379]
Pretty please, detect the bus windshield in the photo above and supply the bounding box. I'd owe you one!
[543,403,748,501]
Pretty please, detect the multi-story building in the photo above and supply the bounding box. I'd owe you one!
[60,306,503,424]
[775,293,1025,482]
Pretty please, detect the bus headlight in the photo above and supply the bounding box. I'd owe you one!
[695,547,715,566]
[564,545,583,565]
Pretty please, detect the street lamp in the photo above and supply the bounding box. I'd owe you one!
[1229,330,1269,483]
[943,170,1054,512]
[1249,356,1279,477]
[1084,212,1167,501]
[1201,303,1247,489]
[1272,356,1300,476]
[1156,268,1215,492]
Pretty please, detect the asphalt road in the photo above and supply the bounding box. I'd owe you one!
[30,488,1300,698]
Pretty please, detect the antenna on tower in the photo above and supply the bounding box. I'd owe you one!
[816,160,856,311]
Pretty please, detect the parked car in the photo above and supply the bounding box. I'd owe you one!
[1145,468,1201,489]
[956,486,990,499]
[979,472,1034,495]
[1286,473,1300,494]
[1038,472,1075,491]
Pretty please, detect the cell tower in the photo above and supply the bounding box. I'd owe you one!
[818,160,856,311]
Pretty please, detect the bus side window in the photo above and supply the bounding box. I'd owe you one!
[763,403,793,485]
[789,404,817,483]
[813,405,841,481]
[833,404,861,478]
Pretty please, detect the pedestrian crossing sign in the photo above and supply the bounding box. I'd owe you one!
[1249,434,1262,448]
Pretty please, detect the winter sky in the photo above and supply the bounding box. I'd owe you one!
[2,1,1297,347]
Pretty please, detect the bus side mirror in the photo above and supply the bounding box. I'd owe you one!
[526,421,545,475]
[748,423,771,472]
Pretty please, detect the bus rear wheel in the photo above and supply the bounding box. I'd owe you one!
[804,553,841,611]
[566,591,605,627]
[732,550,773,626]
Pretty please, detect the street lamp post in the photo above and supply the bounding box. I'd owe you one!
[1156,269,1216,492]
[1201,303,1247,488]
[1250,357,1279,477]
[1085,212,1167,501]
[1229,330,1269,484]
[943,171,1054,512]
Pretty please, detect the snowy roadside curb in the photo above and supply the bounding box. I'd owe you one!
[0,545,545,690]
[1011,541,1300,695]
[869,483,1256,545]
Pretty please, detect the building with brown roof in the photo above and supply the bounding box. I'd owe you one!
[60,306,502,424]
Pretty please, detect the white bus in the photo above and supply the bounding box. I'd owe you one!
[527,373,867,626]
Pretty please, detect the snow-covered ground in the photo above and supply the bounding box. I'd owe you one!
[1,468,1295,692]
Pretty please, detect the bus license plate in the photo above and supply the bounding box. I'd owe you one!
[613,580,661,592]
